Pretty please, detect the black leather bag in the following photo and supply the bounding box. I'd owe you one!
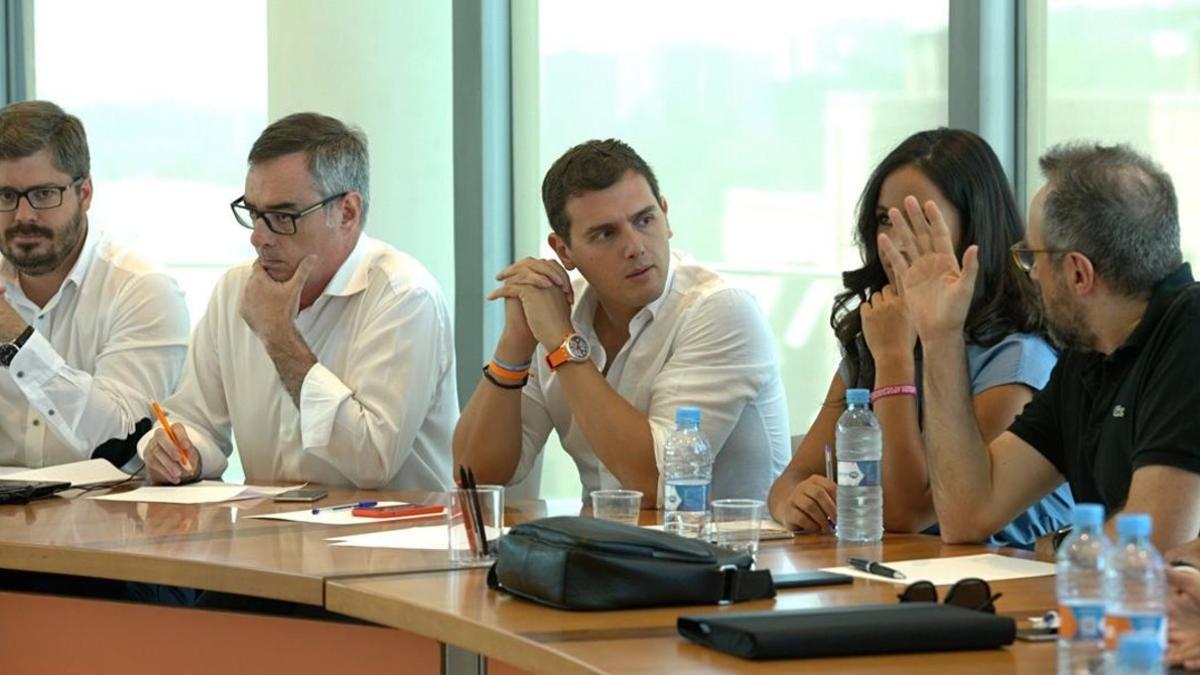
[486,516,776,610]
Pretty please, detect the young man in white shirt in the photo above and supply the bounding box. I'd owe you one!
[454,139,789,504]
[0,100,189,469]
[140,112,456,491]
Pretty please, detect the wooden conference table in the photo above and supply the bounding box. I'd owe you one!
[0,484,1058,674]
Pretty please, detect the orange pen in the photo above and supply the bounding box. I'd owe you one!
[150,400,193,474]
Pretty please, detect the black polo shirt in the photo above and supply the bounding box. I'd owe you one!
[1009,264,1200,511]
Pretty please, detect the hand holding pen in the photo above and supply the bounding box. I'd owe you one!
[145,401,201,485]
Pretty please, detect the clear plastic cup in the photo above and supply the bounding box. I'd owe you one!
[711,498,764,557]
[590,489,643,526]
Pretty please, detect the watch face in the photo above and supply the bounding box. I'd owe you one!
[565,334,590,360]
[0,344,16,367]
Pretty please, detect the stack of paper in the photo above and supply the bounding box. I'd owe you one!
[822,553,1056,586]
[1,459,132,487]
[90,480,306,504]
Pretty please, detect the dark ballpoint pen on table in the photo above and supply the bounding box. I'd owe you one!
[848,556,906,580]
[311,500,378,515]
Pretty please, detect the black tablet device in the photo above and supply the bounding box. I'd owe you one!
[770,570,855,589]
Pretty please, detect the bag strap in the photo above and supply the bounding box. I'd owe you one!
[708,564,776,604]
[487,562,502,590]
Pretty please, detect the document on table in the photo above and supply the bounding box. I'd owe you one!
[0,459,131,487]
[246,502,446,526]
[327,524,505,550]
[89,480,306,504]
[822,553,1056,586]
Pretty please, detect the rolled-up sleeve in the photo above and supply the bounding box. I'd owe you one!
[12,272,189,457]
[297,285,453,489]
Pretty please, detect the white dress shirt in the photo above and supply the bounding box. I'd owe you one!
[139,235,456,491]
[0,227,190,467]
[513,252,791,504]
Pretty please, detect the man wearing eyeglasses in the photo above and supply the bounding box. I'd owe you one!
[881,142,1200,554]
[0,100,189,470]
[138,112,455,491]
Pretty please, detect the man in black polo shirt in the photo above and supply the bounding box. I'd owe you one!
[878,142,1200,552]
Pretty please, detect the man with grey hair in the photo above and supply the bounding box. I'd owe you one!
[878,142,1200,554]
[0,100,189,469]
[139,112,455,491]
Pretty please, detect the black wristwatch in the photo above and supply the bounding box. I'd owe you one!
[1051,525,1074,553]
[0,325,34,368]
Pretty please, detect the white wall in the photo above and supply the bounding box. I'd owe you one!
[266,0,456,309]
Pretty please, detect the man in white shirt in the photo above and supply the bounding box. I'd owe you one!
[454,139,789,504]
[140,112,456,491]
[0,100,189,469]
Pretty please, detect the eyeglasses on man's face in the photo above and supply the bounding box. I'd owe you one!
[0,177,85,213]
[1010,242,1073,273]
[230,192,347,236]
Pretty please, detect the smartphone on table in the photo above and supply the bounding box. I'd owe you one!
[273,489,329,503]
[771,570,854,589]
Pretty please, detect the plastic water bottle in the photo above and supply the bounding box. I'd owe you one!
[1113,632,1164,674]
[1056,503,1108,675]
[836,388,882,543]
[1104,514,1166,665]
[662,407,712,539]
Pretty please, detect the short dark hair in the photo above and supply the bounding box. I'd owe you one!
[541,139,662,243]
[1039,142,1180,296]
[248,112,370,223]
[834,128,1042,385]
[0,100,90,179]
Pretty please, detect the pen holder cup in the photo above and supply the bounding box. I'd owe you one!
[448,486,504,565]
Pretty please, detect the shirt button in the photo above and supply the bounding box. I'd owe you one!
[47,410,55,416]
[37,315,43,320]
[15,371,23,378]
[31,419,39,427]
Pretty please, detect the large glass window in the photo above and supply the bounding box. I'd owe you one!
[1034,0,1200,262]
[519,1,949,498]
[33,0,267,481]
[33,0,267,327]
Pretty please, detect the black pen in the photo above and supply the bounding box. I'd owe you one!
[848,556,906,579]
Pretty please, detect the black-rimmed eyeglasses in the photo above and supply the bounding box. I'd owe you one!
[230,192,347,236]
[1010,243,1072,273]
[0,177,85,212]
[898,577,1002,613]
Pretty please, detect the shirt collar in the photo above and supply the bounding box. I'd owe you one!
[568,253,679,330]
[1120,262,1194,350]
[320,234,373,298]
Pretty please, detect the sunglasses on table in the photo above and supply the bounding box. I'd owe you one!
[897,577,1002,613]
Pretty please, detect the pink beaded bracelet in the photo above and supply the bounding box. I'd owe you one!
[870,384,917,404]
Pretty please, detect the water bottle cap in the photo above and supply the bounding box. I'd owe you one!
[1116,513,1152,538]
[1117,632,1161,667]
[845,388,870,406]
[675,406,702,427]
[1072,503,1105,528]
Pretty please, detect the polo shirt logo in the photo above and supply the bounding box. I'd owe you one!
[1112,405,1126,418]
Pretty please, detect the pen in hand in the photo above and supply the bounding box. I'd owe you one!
[823,443,837,530]
[150,400,192,474]
[848,556,906,580]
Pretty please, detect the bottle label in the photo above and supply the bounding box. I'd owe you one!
[837,460,880,487]
[1058,602,1105,641]
[664,482,710,512]
[1104,612,1166,650]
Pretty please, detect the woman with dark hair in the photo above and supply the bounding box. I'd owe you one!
[767,128,1072,549]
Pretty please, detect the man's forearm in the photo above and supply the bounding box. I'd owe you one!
[260,324,318,406]
[921,335,995,540]
[453,374,527,485]
[556,361,658,497]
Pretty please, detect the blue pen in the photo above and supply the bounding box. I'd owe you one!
[311,500,378,515]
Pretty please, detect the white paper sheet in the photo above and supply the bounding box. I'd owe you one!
[245,502,446,525]
[326,524,505,550]
[642,519,794,541]
[821,553,1056,586]
[90,481,306,504]
[2,459,131,487]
